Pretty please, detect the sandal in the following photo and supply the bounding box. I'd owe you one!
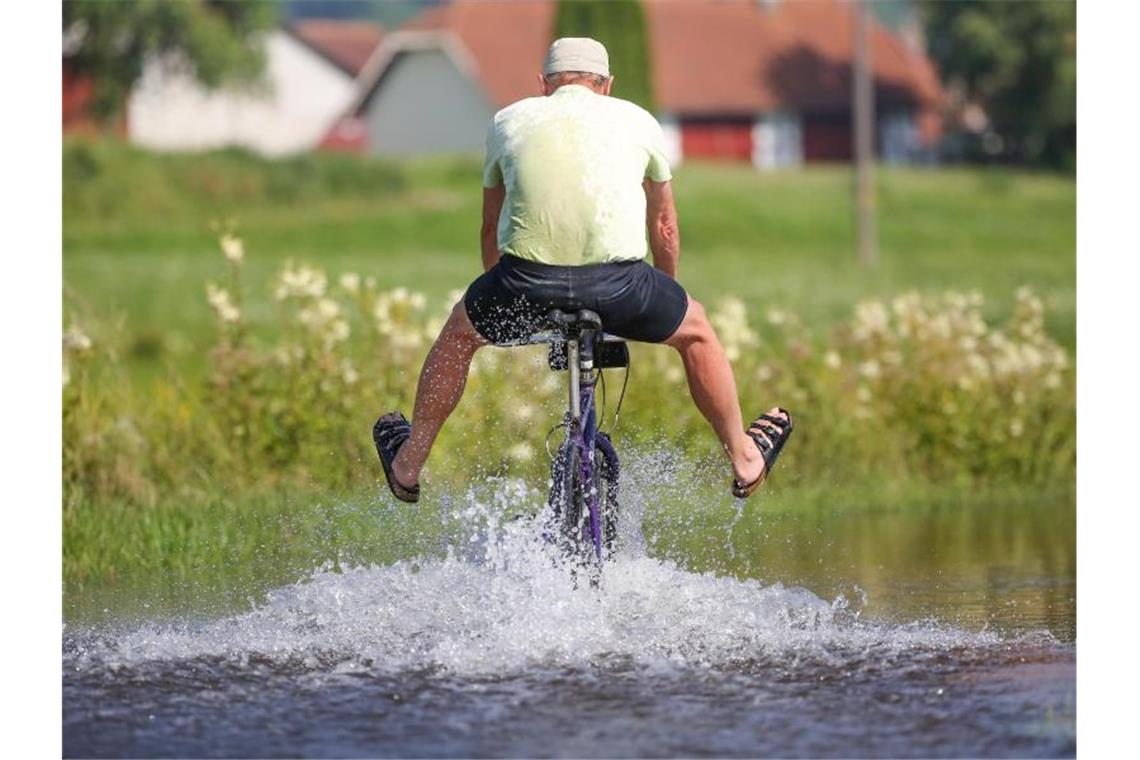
[732,408,795,498]
[373,412,420,503]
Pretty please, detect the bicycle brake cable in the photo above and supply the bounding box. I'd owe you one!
[544,421,567,460]
[612,354,630,431]
[598,368,607,430]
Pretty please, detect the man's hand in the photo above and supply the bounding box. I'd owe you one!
[481,185,506,272]
[644,178,680,279]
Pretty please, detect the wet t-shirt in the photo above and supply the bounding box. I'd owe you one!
[482,84,673,266]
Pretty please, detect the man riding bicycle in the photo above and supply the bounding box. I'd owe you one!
[374,38,793,504]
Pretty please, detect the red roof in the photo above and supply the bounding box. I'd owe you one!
[395,0,941,114]
[402,0,554,107]
[290,20,385,77]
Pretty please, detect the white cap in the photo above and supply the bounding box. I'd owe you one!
[543,37,610,78]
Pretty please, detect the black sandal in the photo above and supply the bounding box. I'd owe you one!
[732,408,795,498]
[373,412,420,503]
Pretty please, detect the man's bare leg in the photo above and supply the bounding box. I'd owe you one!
[664,297,785,486]
[391,301,487,487]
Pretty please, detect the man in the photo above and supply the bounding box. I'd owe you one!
[374,38,793,503]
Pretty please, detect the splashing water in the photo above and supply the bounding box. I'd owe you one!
[67,469,1013,676]
[64,459,1075,758]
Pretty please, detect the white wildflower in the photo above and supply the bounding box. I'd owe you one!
[390,330,424,351]
[1044,372,1062,390]
[339,272,361,295]
[341,360,360,385]
[328,319,350,344]
[853,300,889,340]
[930,314,952,339]
[511,403,538,423]
[858,360,881,380]
[1021,345,1044,370]
[824,351,841,370]
[206,283,241,323]
[219,233,244,264]
[766,309,787,327]
[423,316,445,341]
[665,365,684,384]
[710,297,758,363]
[891,291,921,319]
[507,442,535,462]
[1009,418,1024,438]
[275,263,327,301]
[756,364,775,382]
[63,325,93,353]
[856,385,872,403]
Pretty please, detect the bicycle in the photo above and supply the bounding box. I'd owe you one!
[510,308,631,570]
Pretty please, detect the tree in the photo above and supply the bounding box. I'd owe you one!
[552,0,656,112]
[919,0,1075,169]
[64,0,279,126]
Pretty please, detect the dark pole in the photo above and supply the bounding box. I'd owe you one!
[853,0,876,267]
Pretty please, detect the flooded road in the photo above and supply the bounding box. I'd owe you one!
[63,480,1074,758]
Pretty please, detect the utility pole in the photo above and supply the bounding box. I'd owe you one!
[853,0,876,268]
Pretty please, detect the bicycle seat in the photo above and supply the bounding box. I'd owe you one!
[545,309,603,334]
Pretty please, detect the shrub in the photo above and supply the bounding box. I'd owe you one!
[62,233,1075,513]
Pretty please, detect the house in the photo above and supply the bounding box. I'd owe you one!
[126,21,384,156]
[331,0,943,167]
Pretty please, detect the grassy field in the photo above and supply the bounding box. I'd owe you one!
[62,140,1076,594]
[64,139,1075,380]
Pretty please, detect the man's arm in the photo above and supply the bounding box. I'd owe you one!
[644,178,680,279]
[480,184,506,272]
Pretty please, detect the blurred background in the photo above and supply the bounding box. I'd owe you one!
[62,0,1075,634]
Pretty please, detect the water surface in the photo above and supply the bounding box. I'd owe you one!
[64,476,1074,758]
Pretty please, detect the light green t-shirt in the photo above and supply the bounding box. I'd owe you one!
[482,84,673,266]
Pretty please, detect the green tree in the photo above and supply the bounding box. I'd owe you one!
[64,0,279,126]
[552,0,656,112]
[920,0,1075,169]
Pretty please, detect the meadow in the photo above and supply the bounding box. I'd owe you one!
[62,139,1075,600]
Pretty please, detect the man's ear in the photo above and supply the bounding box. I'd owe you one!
[602,75,614,96]
[537,73,551,96]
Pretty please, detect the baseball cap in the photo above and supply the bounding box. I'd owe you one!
[543,37,610,78]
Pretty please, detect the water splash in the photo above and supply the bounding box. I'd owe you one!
[65,470,1024,678]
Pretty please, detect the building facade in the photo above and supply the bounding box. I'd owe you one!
[331,0,943,168]
[127,23,383,156]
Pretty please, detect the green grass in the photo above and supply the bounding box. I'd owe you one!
[61,140,1076,599]
[63,140,1076,381]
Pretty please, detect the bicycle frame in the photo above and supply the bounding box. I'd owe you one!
[516,311,625,562]
[567,335,603,556]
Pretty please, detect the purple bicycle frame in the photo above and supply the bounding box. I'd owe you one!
[573,379,602,556]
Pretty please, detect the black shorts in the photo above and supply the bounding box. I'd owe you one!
[464,255,689,345]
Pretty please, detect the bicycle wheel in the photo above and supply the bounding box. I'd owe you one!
[547,435,620,562]
[546,439,585,559]
[595,431,620,554]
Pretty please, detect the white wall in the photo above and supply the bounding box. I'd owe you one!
[658,113,683,169]
[752,112,802,170]
[128,31,354,156]
[880,112,920,164]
